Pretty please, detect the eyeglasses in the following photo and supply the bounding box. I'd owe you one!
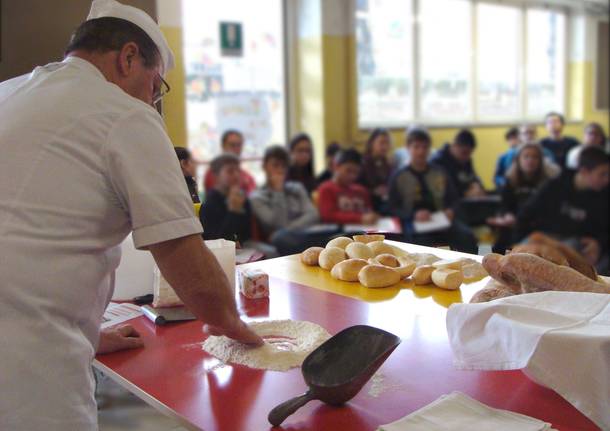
[153,74,171,105]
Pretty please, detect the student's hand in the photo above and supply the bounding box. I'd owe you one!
[443,208,455,222]
[97,325,144,355]
[269,173,285,191]
[227,186,245,212]
[465,183,486,198]
[204,319,264,346]
[581,237,600,265]
[374,185,389,198]
[503,213,516,226]
[414,209,432,222]
[361,212,380,225]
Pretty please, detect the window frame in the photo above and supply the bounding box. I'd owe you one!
[355,0,570,129]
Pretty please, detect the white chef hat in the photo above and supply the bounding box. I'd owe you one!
[87,0,174,75]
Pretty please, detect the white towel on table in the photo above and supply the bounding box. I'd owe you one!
[377,392,554,431]
[446,291,610,430]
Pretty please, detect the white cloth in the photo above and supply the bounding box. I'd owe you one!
[446,291,610,430]
[0,57,201,430]
[378,392,554,431]
[87,0,174,74]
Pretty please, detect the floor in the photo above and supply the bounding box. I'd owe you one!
[96,372,188,431]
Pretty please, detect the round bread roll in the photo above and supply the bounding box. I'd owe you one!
[326,236,353,250]
[358,264,401,288]
[368,241,395,257]
[412,265,435,285]
[319,247,347,270]
[300,246,324,266]
[374,253,399,267]
[330,259,369,282]
[395,256,416,278]
[353,234,385,244]
[345,242,373,260]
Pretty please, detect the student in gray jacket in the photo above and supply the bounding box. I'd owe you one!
[250,146,326,255]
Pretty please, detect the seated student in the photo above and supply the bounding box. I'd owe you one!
[429,129,485,198]
[493,127,520,189]
[517,146,609,274]
[200,154,277,257]
[287,133,317,195]
[359,128,394,212]
[203,129,257,195]
[316,141,341,185]
[539,112,580,169]
[389,128,478,254]
[490,143,559,253]
[250,146,323,255]
[174,146,200,203]
[318,149,380,225]
[566,123,608,170]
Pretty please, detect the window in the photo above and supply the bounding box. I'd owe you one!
[355,0,568,126]
[525,8,566,118]
[356,0,413,127]
[419,0,472,121]
[476,3,521,120]
[183,0,286,182]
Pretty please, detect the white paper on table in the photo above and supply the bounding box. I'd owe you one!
[413,211,450,233]
[101,302,142,329]
[377,392,555,431]
[446,291,610,430]
[345,217,400,233]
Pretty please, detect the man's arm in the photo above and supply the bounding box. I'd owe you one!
[149,234,262,345]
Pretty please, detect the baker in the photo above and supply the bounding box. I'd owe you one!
[0,1,262,429]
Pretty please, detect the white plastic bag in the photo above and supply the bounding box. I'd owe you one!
[205,239,236,295]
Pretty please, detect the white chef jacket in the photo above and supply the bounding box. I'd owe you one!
[0,57,202,430]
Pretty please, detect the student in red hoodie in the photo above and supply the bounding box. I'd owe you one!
[318,149,380,225]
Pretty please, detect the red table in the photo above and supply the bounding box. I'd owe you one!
[95,246,601,431]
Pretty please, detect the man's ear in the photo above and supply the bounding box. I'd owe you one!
[116,42,140,77]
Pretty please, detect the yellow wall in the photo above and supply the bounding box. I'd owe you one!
[160,25,187,147]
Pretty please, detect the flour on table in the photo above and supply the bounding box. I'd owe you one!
[202,320,331,371]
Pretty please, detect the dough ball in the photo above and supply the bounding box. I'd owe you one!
[374,253,399,267]
[368,241,395,257]
[358,264,401,288]
[353,234,385,244]
[319,247,347,270]
[330,259,369,282]
[300,247,324,266]
[345,242,374,260]
[326,236,353,250]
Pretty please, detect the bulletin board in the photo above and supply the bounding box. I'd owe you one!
[596,20,609,111]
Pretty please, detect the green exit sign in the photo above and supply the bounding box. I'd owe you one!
[220,22,243,57]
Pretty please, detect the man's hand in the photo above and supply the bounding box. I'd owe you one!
[414,209,431,222]
[373,184,388,198]
[204,319,263,346]
[443,208,455,222]
[361,212,380,225]
[227,186,245,212]
[581,237,600,265]
[97,325,144,355]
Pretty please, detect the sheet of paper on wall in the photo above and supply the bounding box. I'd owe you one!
[101,302,142,329]
[413,211,451,234]
[345,217,401,234]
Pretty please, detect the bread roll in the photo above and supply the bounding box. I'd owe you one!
[396,257,416,278]
[345,242,374,260]
[432,258,468,270]
[431,268,463,290]
[368,241,395,257]
[300,247,324,266]
[319,247,347,270]
[330,259,369,282]
[374,253,399,267]
[326,236,353,250]
[470,280,514,303]
[358,264,401,288]
[509,243,569,267]
[353,234,385,244]
[412,265,435,285]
